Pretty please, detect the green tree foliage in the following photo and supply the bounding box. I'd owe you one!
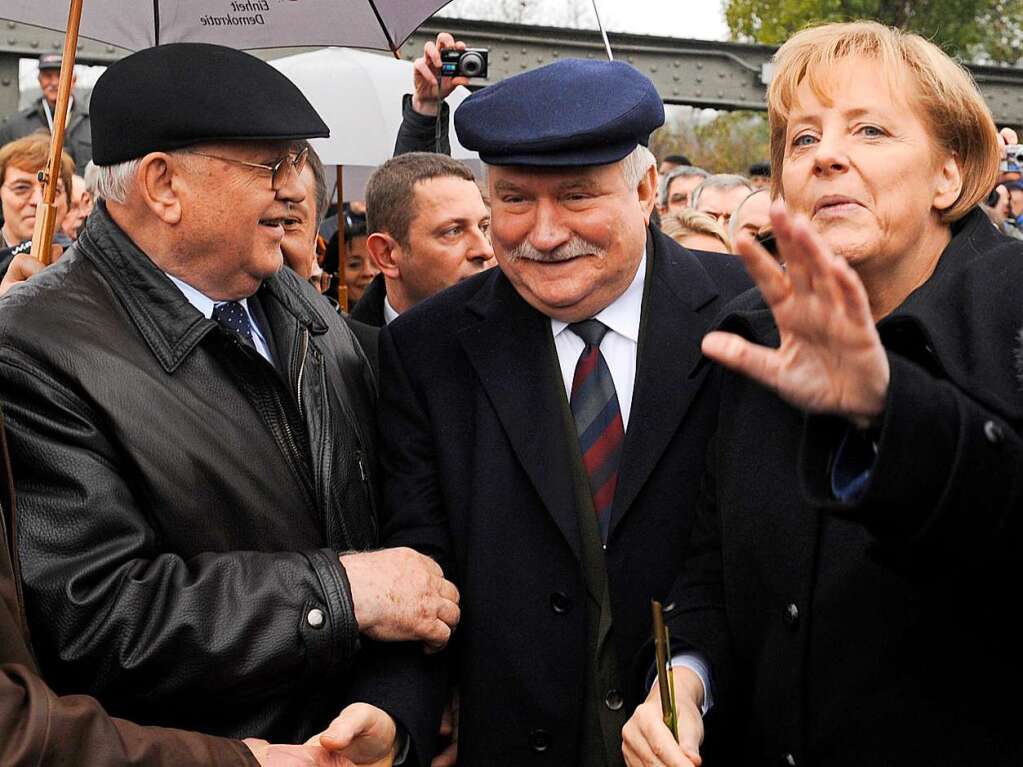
[724,0,1023,64]
[651,109,771,176]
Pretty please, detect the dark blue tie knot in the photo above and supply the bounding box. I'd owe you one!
[213,301,255,347]
[569,319,610,348]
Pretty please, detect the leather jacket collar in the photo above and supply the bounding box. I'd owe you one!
[76,202,327,373]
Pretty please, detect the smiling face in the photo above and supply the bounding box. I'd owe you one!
[1,165,68,244]
[780,56,959,275]
[488,160,652,322]
[175,140,303,299]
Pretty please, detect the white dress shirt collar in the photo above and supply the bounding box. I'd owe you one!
[383,295,401,325]
[164,273,272,363]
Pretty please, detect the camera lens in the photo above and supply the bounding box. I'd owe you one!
[460,52,484,77]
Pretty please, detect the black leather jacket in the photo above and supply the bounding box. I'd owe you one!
[0,203,379,742]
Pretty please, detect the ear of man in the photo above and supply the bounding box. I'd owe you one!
[366,231,404,279]
[136,152,184,225]
[637,163,658,223]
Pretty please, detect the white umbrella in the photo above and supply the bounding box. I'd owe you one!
[3,0,454,52]
[270,47,479,198]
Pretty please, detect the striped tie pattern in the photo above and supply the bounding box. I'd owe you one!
[568,319,624,544]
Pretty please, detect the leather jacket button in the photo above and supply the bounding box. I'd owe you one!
[550,592,573,614]
[984,420,1005,446]
[783,602,800,629]
[605,689,624,711]
[529,729,552,752]
[306,608,325,628]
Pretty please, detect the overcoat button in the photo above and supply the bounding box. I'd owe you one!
[605,689,624,711]
[529,729,552,752]
[783,603,800,629]
[550,592,573,614]
[983,420,1005,446]
[306,608,325,628]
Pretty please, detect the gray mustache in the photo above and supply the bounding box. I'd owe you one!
[507,236,607,263]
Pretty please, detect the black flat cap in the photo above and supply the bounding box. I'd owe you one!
[454,59,664,167]
[91,43,328,166]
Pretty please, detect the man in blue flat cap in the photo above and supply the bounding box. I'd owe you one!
[0,42,458,764]
[368,59,751,766]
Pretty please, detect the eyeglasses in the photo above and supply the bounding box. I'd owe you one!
[2,180,66,201]
[186,146,309,191]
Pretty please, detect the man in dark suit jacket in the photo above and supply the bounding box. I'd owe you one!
[369,60,751,766]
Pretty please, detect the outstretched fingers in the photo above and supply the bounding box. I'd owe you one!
[701,331,782,392]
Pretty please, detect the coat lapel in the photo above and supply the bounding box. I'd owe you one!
[609,231,723,538]
[458,273,583,562]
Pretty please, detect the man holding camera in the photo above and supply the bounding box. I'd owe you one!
[352,34,495,328]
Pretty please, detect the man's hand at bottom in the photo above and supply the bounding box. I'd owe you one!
[319,703,399,766]
[243,703,398,767]
[621,667,705,767]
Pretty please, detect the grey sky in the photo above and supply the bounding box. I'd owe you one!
[438,0,731,41]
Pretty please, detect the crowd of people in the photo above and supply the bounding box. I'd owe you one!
[0,18,1021,767]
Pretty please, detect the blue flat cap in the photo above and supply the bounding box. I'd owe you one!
[91,43,328,166]
[454,59,664,167]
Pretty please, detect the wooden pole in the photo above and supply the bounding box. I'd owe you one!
[335,164,348,312]
[30,0,84,265]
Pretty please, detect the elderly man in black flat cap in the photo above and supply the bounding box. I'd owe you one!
[0,43,456,764]
[366,59,751,766]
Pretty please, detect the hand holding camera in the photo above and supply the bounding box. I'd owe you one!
[412,32,488,118]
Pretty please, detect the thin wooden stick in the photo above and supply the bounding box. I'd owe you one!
[30,0,83,264]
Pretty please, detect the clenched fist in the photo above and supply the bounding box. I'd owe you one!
[340,547,460,651]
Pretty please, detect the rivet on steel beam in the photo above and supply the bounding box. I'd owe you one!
[1,78,10,87]
[521,63,527,69]
[628,56,634,62]
[520,48,527,54]
[696,63,703,69]
[674,60,680,68]
[53,41,61,49]
[673,89,679,96]
[537,56,543,63]
[30,40,38,48]
[673,74,680,82]
[553,51,559,57]
[106,46,115,53]
[696,89,703,96]
[502,53,509,61]
[6,38,15,46]
[6,22,15,29]
[651,65,658,72]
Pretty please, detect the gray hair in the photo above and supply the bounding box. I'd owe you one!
[658,165,709,207]
[728,188,769,242]
[690,173,754,210]
[620,144,656,189]
[93,159,143,205]
[82,161,102,200]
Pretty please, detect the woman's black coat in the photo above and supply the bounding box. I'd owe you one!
[665,208,1023,766]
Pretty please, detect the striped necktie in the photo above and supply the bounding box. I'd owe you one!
[568,319,624,544]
